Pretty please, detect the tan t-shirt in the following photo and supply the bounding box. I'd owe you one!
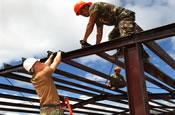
[31,66,60,105]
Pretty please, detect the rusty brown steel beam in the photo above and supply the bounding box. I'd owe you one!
[0,64,23,75]
[52,76,112,95]
[0,23,175,75]
[61,23,175,60]
[62,60,126,94]
[0,108,39,114]
[70,110,104,115]
[0,90,130,114]
[0,93,128,112]
[71,95,107,109]
[0,93,39,103]
[150,106,175,109]
[135,24,175,108]
[144,41,175,70]
[162,111,175,115]
[61,61,121,84]
[86,50,174,111]
[54,69,126,94]
[101,93,175,100]
[90,48,175,110]
[0,101,117,115]
[3,63,125,94]
[1,71,130,107]
[93,102,128,111]
[0,74,98,97]
[0,101,39,109]
[93,48,175,96]
[6,65,172,107]
[0,103,105,115]
[85,44,174,93]
[0,74,129,107]
[144,61,175,89]
[2,86,172,113]
[71,93,175,110]
[2,64,118,95]
[145,76,175,93]
[81,106,121,114]
[136,24,175,70]
[124,44,150,115]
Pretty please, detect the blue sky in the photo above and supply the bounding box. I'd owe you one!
[0,0,175,114]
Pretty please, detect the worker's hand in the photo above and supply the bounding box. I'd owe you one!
[57,51,62,58]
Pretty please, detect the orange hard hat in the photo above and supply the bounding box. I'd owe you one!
[114,67,120,71]
[74,1,92,16]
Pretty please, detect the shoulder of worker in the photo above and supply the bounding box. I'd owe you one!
[34,65,54,76]
[119,74,124,78]
[110,73,116,77]
[89,2,121,16]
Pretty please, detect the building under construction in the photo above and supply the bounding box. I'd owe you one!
[0,23,175,115]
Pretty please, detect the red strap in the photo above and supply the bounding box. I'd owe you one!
[62,98,73,115]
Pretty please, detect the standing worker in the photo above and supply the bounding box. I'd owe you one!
[23,51,64,115]
[74,1,150,60]
[107,67,126,90]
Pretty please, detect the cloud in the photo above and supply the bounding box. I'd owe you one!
[123,0,175,30]
[78,54,107,65]
[85,73,107,83]
[0,0,109,68]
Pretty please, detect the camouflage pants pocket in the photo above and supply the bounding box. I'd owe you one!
[119,18,135,37]
[118,12,135,37]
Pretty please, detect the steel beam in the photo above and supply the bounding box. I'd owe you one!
[71,95,106,109]
[90,45,175,94]
[0,74,98,97]
[144,61,175,89]
[124,44,150,115]
[136,24,175,70]
[61,23,175,60]
[0,108,39,114]
[0,23,175,75]
[62,60,126,94]
[54,69,126,94]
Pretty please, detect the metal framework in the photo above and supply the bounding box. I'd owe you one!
[0,23,175,115]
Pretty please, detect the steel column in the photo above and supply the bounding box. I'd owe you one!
[124,43,150,115]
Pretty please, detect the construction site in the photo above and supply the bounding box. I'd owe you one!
[0,22,175,115]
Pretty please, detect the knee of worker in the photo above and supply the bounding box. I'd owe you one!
[108,32,120,41]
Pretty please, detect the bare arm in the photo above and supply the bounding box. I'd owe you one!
[82,12,97,42]
[96,25,103,44]
[50,52,62,72]
[107,80,110,87]
[121,77,126,86]
[44,54,54,66]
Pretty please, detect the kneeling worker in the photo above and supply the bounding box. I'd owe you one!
[107,67,126,90]
[23,51,64,115]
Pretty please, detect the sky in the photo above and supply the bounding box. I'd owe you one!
[0,0,175,114]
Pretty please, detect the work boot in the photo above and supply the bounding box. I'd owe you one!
[143,51,150,61]
[110,48,124,60]
[111,87,116,90]
[141,45,150,61]
[116,48,124,58]
[80,40,89,48]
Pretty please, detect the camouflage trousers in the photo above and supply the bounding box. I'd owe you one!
[40,106,64,115]
[108,9,136,41]
[110,79,126,88]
